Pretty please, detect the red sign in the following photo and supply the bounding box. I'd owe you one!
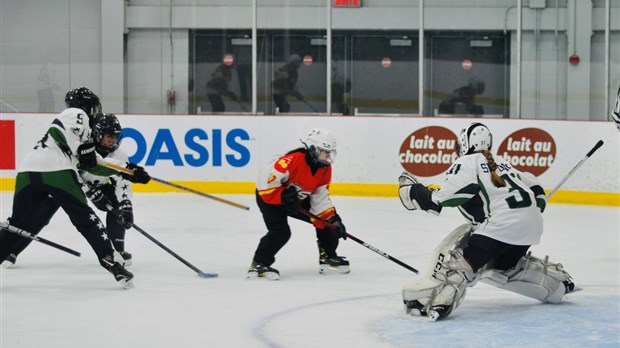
[333,0,361,7]
[497,128,556,176]
[303,55,313,66]
[0,120,15,170]
[381,57,392,68]
[223,54,234,66]
[399,126,459,177]
[462,59,473,70]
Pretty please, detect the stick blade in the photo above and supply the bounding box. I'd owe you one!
[198,272,219,279]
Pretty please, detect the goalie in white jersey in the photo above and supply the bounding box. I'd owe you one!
[398,122,578,321]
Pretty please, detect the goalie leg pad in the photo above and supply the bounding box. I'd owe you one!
[480,252,575,303]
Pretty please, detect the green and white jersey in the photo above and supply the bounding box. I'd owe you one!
[80,148,133,202]
[19,108,118,178]
[432,152,546,246]
[19,108,93,173]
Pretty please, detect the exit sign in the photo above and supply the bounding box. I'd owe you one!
[333,0,361,7]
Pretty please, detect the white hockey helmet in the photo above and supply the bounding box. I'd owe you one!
[457,122,492,157]
[300,128,337,167]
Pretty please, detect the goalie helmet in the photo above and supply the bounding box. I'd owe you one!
[457,122,492,157]
[93,113,122,156]
[65,87,102,120]
[300,128,337,167]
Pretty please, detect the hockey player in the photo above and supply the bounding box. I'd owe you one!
[80,112,150,265]
[0,113,151,269]
[0,87,137,289]
[398,122,578,320]
[247,128,348,280]
[611,85,620,131]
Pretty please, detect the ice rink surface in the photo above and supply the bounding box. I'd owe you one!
[1,193,619,348]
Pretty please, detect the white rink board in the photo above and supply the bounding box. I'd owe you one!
[1,113,618,193]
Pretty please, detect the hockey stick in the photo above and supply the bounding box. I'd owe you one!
[150,177,250,210]
[103,205,216,278]
[298,208,419,274]
[97,159,250,211]
[128,222,218,278]
[547,140,604,199]
[0,222,81,257]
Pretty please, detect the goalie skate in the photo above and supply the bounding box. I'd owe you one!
[404,299,450,322]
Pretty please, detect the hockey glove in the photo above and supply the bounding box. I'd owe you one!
[410,184,442,216]
[281,186,300,215]
[122,163,151,184]
[398,171,442,215]
[117,200,134,229]
[327,214,347,240]
[86,187,114,212]
[77,142,97,169]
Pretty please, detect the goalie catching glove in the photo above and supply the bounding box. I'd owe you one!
[398,171,442,215]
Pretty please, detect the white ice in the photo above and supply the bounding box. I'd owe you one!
[1,193,619,348]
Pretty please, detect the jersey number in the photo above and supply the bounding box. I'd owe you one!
[501,173,532,209]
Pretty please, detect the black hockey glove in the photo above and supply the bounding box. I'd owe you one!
[117,200,134,229]
[281,186,300,215]
[327,214,347,240]
[410,183,442,216]
[122,163,151,184]
[86,187,114,212]
[77,142,97,169]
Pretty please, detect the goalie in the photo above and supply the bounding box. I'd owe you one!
[398,122,579,321]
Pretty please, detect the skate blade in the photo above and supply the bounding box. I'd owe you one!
[246,271,279,280]
[122,259,133,267]
[119,279,135,290]
[319,265,350,274]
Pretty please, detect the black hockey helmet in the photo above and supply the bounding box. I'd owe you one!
[92,113,122,155]
[65,87,102,119]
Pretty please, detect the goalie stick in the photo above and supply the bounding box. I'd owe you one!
[0,222,81,257]
[547,140,604,199]
[298,208,419,274]
[97,159,250,210]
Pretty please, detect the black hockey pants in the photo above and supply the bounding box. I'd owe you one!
[98,184,127,252]
[0,170,117,268]
[253,191,340,267]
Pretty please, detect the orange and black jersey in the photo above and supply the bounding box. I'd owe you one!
[257,150,336,227]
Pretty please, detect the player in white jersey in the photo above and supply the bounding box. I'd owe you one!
[80,113,150,265]
[1,113,150,269]
[0,87,136,288]
[398,122,578,320]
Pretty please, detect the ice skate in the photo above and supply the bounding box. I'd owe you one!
[404,299,451,322]
[319,247,350,274]
[103,256,135,289]
[120,251,133,267]
[246,261,280,280]
[1,253,17,269]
